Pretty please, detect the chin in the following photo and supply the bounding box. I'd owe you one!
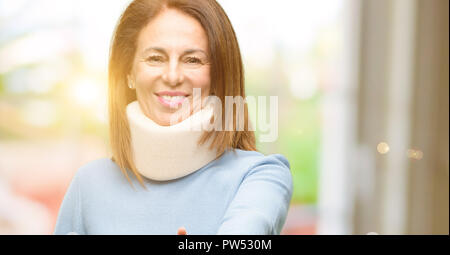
[154,113,179,126]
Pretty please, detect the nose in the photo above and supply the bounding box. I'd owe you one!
[161,60,184,86]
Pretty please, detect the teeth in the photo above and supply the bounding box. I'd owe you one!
[161,95,186,101]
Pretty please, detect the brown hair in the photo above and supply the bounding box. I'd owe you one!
[108,0,256,188]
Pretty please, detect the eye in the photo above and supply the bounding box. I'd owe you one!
[185,57,202,64]
[146,55,164,63]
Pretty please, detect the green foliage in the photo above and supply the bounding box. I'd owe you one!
[250,73,321,204]
[278,96,321,204]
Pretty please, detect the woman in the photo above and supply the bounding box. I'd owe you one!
[54,0,293,235]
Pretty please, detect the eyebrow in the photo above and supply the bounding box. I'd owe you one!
[143,47,207,56]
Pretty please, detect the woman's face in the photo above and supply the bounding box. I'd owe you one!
[129,8,211,126]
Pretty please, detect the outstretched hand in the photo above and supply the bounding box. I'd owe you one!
[177,227,187,235]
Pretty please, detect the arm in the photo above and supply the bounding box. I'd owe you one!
[53,171,86,235]
[216,154,293,235]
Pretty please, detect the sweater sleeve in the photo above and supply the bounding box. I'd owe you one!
[53,171,86,235]
[216,154,293,235]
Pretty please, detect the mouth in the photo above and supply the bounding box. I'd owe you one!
[155,91,190,108]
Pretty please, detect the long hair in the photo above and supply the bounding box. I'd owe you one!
[108,0,256,188]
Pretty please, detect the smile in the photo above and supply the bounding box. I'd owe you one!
[155,92,189,108]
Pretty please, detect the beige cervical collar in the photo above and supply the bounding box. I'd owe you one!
[126,100,218,181]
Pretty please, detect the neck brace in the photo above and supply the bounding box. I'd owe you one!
[126,100,218,181]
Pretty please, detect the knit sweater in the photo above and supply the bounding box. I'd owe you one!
[53,149,293,235]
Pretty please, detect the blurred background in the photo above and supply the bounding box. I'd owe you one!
[0,0,448,235]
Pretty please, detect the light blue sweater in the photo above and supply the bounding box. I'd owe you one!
[53,149,293,235]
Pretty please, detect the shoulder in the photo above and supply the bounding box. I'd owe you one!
[220,149,292,186]
[70,157,129,190]
[75,157,120,178]
[222,149,291,170]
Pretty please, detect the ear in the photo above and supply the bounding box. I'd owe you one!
[127,74,135,90]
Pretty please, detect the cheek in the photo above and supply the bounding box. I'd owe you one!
[186,67,211,94]
[134,63,161,90]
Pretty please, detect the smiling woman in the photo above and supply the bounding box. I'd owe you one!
[108,0,258,187]
[129,8,211,125]
[53,0,293,235]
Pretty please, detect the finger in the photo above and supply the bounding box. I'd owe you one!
[177,227,187,235]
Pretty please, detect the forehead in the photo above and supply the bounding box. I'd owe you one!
[137,8,209,53]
